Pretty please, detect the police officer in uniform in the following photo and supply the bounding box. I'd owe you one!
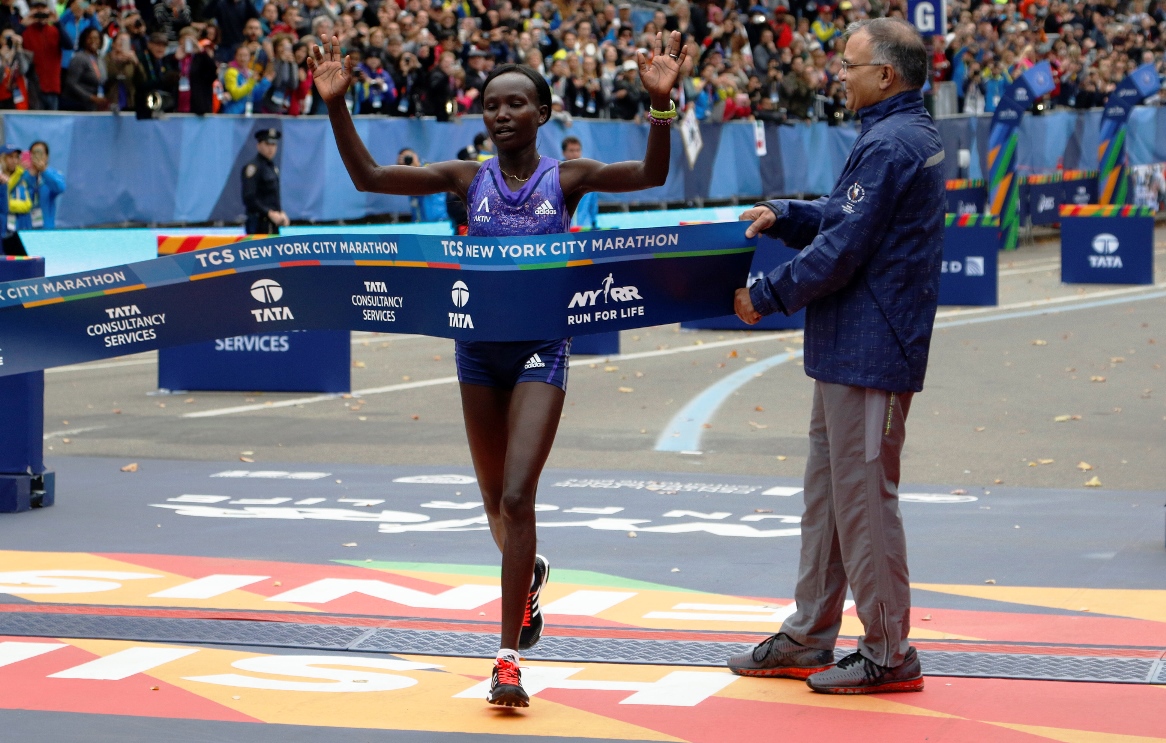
[242,129,290,234]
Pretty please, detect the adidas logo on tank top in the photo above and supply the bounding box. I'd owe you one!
[524,353,546,369]
[534,199,557,216]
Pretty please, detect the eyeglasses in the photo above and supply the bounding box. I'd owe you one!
[840,59,887,73]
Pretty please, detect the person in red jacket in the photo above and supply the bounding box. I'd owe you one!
[21,0,63,109]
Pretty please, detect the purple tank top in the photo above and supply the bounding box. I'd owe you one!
[465,157,570,238]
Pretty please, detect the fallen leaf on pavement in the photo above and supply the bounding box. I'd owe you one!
[618,387,634,393]
[950,489,967,495]
[1077,462,1093,471]
[1031,339,1047,346]
[1038,459,1054,465]
[240,457,254,463]
[120,463,139,473]
[702,423,712,429]
[748,421,768,429]
[411,414,420,420]
[1054,415,1072,422]
[984,579,996,584]
[1090,376,1106,383]
[975,426,985,432]
[754,508,773,513]
[727,350,738,358]
[353,361,366,368]
[342,543,358,547]
[1084,476,1102,487]
[604,365,619,372]
[777,455,787,461]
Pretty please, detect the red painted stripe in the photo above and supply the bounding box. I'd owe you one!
[426,262,461,270]
[279,260,321,267]
[177,236,204,254]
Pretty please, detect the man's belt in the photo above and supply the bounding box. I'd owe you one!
[0,223,756,376]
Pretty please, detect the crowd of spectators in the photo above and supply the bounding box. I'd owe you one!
[0,0,1161,121]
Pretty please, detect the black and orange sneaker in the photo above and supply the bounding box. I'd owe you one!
[487,656,529,707]
[806,647,924,694]
[726,632,835,679]
[518,554,550,651]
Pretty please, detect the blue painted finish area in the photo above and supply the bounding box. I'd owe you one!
[656,350,804,452]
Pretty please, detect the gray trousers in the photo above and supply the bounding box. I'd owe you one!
[780,380,913,668]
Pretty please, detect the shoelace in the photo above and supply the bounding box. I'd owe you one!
[835,652,885,682]
[494,659,522,687]
[751,633,784,662]
[522,602,532,627]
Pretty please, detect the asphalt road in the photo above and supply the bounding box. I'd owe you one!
[40,231,1166,493]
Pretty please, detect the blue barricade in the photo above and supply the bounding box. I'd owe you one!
[1062,170,1099,208]
[1060,206,1155,285]
[6,108,1165,228]
[940,215,999,306]
[0,256,54,512]
[158,331,351,393]
[681,236,806,331]
[154,235,352,393]
[1027,175,1064,226]
[946,179,987,215]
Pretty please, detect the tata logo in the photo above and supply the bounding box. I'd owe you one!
[1089,233,1123,268]
[451,280,470,308]
[251,279,283,304]
[104,305,141,318]
[249,278,293,321]
[1092,233,1119,254]
[448,312,474,328]
[568,273,642,308]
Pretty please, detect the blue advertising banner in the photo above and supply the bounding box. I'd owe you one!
[940,215,999,306]
[681,236,805,331]
[986,62,1056,249]
[0,224,755,377]
[158,331,352,393]
[1059,206,1154,285]
[945,180,987,216]
[1098,64,1161,205]
[908,0,946,37]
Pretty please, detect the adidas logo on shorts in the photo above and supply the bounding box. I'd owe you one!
[524,354,546,369]
[534,200,557,216]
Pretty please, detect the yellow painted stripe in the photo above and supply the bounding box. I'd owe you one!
[190,269,237,281]
[104,284,148,296]
[566,259,594,267]
[989,722,1166,743]
[23,297,65,308]
[354,260,397,267]
[914,583,1166,623]
[394,261,429,268]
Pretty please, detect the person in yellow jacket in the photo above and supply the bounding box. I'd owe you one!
[223,45,273,114]
[0,144,31,255]
[811,5,840,47]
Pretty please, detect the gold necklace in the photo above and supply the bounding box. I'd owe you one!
[499,157,540,183]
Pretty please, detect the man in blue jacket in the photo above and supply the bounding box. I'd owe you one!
[727,18,945,695]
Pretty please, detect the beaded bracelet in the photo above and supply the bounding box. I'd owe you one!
[647,100,678,125]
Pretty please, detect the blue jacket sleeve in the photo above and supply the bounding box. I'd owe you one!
[756,196,828,249]
[749,139,906,316]
[41,168,66,196]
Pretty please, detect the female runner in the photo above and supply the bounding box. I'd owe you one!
[308,33,686,707]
